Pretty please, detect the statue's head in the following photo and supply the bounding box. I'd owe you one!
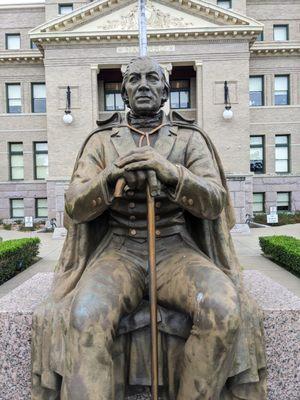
[121,57,170,116]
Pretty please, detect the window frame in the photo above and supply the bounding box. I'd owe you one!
[253,192,265,214]
[6,83,22,113]
[217,0,232,9]
[276,192,291,212]
[274,75,290,106]
[5,33,21,50]
[30,39,38,49]
[170,79,191,110]
[35,198,48,219]
[9,142,24,181]
[250,135,265,174]
[33,142,49,180]
[104,82,125,112]
[31,82,46,113]
[10,198,24,219]
[256,31,264,42]
[275,135,290,174]
[273,24,289,41]
[58,3,74,14]
[249,75,264,107]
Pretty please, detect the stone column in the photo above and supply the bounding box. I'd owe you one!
[91,64,100,128]
[194,60,204,128]
[160,63,172,115]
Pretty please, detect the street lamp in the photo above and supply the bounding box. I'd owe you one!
[223,81,233,120]
[63,86,73,124]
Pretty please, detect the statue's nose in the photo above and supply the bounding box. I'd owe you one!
[138,76,150,90]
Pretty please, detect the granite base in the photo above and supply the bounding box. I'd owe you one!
[0,271,299,400]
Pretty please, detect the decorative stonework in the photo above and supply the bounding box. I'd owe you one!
[97,1,194,31]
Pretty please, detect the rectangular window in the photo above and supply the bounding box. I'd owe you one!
[256,31,264,41]
[249,76,264,106]
[274,75,289,106]
[59,3,73,14]
[217,0,231,9]
[104,82,125,111]
[30,39,38,49]
[32,83,46,113]
[250,136,264,174]
[277,192,290,211]
[36,198,48,218]
[6,33,20,50]
[275,135,290,173]
[6,83,22,113]
[170,80,190,109]
[9,143,24,180]
[253,193,265,213]
[10,199,24,218]
[34,142,48,180]
[273,25,289,41]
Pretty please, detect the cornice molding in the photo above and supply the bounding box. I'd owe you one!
[251,41,300,56]
[0,50,44,64]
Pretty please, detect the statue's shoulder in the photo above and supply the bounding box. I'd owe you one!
[169,110,202,134]
[96,112,123,131]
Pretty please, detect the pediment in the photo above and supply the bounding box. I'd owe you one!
[30,0,262,36]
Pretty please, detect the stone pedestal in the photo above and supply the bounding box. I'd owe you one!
[0,271,299,399]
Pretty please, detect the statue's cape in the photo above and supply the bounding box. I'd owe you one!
[34,112,266,399]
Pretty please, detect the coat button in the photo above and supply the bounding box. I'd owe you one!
[129,202,135,209]
[97,197,102,205]
[188,199,194,206]
[129,215,136,221]
[155,215,160,221]
[92,200,97,207]
[127,191,134,197]
[155,201,161,208]
[130,229,137,236]
[155,230,161,237]
[182,196,187,203]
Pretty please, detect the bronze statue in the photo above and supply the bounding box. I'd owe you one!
[32,57,267,400]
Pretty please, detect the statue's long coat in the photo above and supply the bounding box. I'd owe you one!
[32,112,267,399]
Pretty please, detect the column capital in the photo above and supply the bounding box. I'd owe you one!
[194,60,203,70]
[121,64,128,74]
[160,63,173,74]
[91,64,100,73]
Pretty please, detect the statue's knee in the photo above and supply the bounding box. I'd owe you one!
[194,287,240,334]
[70,301,110,335]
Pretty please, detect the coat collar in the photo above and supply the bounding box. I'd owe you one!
[110,112,178,159]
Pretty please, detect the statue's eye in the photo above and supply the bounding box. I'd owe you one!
[148,75,159,82]
[129,76,138,83]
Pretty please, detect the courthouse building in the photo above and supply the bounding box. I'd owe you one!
[0,0,299,225]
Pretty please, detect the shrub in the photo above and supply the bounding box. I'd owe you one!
[3,223,12,230]
[254,212,300,226]
[0,237,40,285]
[259,235,300,277]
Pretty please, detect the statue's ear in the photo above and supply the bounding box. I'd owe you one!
[121,86,130,108]
[161,82,170,107]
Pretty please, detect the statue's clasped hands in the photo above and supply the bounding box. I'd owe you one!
[108,147,179,197]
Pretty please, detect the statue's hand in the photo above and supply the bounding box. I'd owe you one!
[106,161,148,191]
[115,147,179,187]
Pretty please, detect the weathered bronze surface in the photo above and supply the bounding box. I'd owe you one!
[32,57,267,400]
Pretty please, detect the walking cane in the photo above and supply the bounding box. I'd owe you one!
[114,173,159,400]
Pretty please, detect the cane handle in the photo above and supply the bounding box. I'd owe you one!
[114,178,126,198]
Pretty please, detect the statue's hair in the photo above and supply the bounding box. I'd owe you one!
[121,57,170,108]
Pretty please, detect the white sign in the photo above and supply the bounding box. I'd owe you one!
[269,206,277,216]
[24,216,34,228]
[117,45,175,54]
[267,214,278,224]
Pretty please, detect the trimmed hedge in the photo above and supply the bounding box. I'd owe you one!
[254,212,300,226]
[259,235,300,277]
[0,237,40,285]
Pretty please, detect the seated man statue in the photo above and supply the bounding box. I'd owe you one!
[32,57,267,400]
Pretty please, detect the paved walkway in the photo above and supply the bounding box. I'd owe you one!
[0,224,299,298]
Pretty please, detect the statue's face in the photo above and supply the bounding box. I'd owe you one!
[124,59,166,116]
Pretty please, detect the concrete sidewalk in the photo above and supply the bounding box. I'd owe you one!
[0,224,299,298]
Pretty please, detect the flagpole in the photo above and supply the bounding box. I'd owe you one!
[139,0,148,57]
